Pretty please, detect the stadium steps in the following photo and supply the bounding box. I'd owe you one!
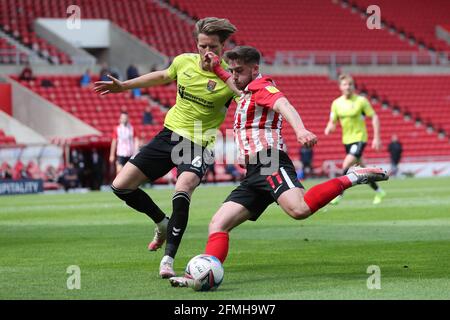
[10,74,167,143]
[168,0,422,63]
[0,28,45,64]
[217,75,450,168]
[10,73,450,174]
[353,0,450,53]
[354,75,450,139]
[0,0,196,59]
[0,0,72,64]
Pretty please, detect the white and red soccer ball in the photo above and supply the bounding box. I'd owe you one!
[185,254,224,291]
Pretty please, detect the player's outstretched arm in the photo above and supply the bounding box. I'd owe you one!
[94,70,173,96]
[324,118,337,135]
[273,97,317,148]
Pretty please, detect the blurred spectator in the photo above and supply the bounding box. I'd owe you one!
[131,87,142,99]
[203,163,216,184]
[0,163,13,180]
[99,63,110,81]
[293,160,305,180]
[127,64,139,80]
[125,65,141,98]
[58,162,80,191]
[110,66,121,80]
[300,145,314,178]
[45,165,58,182]
[225,164,243,182]
[19,63,34,81]
[388,134,403,176]
[41,78,54,88]
[142,105,154,125]
[13,160,29,179]
[26,161,41,179]
[80,69,91,87]
[90,148,105,190]
[70,149,87,187]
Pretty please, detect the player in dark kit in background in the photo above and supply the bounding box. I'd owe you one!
[169,46,389,288]
[94,17,237,278]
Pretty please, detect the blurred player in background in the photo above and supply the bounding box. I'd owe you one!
[169,46,389,288]
[109,111,140,174]
[94,17,237,278]
[324,74,386,205]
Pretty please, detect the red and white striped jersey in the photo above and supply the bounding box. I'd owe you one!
[112,124,137,157]
[234,75,285,157]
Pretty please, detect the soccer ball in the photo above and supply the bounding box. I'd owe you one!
[185,254,224,291]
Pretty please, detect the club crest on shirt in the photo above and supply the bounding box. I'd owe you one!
[207,80,217,92]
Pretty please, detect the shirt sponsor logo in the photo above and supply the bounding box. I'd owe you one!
[265,86,280,94]
[177,84,214,108]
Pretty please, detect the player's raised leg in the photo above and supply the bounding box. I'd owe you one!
[278,166,389,219]
[330,153,358,205]
[111,162,170,249]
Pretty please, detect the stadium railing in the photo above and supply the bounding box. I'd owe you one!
[0,49,40,65]
[273,51,450,66]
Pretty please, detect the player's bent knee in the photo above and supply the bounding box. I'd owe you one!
[208,217,228,234]
[175,173,200,194]
[288,206,311,220]
[111,184,135,201]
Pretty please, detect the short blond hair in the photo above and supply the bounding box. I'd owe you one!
[194,17,237,43]
[338,73,354,85]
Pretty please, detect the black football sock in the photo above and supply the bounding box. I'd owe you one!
[369,181,379,191]
[111,185,166,223]
[165,191,191,258]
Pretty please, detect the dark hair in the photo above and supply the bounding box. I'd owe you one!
[194,17,237,43]
[224,46,261,65]
[120,111,128,116]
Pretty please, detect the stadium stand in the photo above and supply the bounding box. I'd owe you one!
[10,71,450,176]
[354,75,450,137]
[353,0,450,52]
[0,128,16,146]
[169,0,423,63]
[0,0,72,64]
[2,0,450,185]
[0,38,28,64]
[237,76,450,168]
[11,74,166,142]
[0,0,196,60]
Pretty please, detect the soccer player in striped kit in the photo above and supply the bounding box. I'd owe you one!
[109,111,140,174]
[170,46,389,288]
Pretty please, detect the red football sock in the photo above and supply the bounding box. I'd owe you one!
[303,176,352,213]
[205,232,229,264]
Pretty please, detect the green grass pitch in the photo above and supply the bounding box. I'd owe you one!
[1,177,449,299]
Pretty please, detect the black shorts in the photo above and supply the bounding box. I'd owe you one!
[344,141,366,158]
[224,149,304,221]
[129,127,211,182]
[117,156,131,166]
